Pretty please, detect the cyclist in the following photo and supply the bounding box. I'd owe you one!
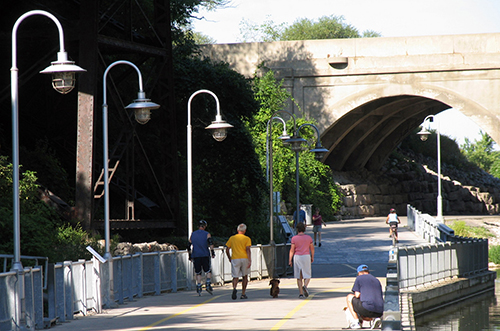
[385,208,401,243]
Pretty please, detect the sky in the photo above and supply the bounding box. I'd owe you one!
[191,0,500,147]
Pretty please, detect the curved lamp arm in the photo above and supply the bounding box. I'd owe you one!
[11,10,65,70]
[297,123,329,160]
[187,89,232,241]
[266,116,289,182]
[103,60,144,104]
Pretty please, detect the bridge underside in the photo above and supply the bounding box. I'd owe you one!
[322,95,450,171]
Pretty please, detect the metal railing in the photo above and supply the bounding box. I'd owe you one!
[402,204,489,289]
[382,205,490,330]
[0,243,290,330]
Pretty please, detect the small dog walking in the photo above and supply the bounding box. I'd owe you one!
[269,278,280,298]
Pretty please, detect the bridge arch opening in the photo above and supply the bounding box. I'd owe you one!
[322,95,454,172]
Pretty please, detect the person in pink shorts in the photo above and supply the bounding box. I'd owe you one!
[288,222,314,298]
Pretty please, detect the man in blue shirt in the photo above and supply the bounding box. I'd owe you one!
[345,264,383,329]
[292,204,306,229]
[189,220,215,296]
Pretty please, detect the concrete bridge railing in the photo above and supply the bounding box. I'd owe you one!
[0,244,291,331]
[383,205,494,330]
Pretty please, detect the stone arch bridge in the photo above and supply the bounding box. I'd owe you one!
[200,34,500,172]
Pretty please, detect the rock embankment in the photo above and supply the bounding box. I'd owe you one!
[335,153,500,218]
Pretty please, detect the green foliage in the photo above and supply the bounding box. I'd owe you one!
[249,69,342,222]
[53,223,94,262]
[239,17,288,42]
[461,132,500,174]
[238,15,381,42]
[490,158,500,178]
[489,245,500,264]
[190,30,217,44]
[0,155,61,259]
[447,220,493,238]
[0,156,107,263]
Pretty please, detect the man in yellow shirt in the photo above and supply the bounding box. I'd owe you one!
[225,223,252,300]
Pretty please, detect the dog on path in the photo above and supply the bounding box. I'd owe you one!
[269,278,280,298]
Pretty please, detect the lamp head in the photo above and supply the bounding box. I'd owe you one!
[285,135,307,152]
[124,91,160,124]
[417,127,431,141]
[278,131,291,142]
[40,51,86,94]
[310,144,329,161]
[205,114,233,142]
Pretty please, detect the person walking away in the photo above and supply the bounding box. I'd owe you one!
[292,204,306,229]
[189,220,216,296]
[312,207,326,247]
[345,264,383,329]
[288,222,314,298]
[385,208,401,242]
[225,223,252,300]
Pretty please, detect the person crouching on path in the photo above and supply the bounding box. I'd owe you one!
[288,222,314,298]
[346,264,383,329]
[225,223,252,300]
[188,220,215,295]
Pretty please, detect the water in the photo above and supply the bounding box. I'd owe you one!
[415,281,500,331]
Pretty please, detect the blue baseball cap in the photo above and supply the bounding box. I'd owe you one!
[357,264,369,273]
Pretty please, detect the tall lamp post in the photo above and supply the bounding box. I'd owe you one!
[10,10,86,272]
[266,114,292,243]
[417,115,443,222]
[187,89,233,241]
[102,60,160,261]
[292,123,329,228]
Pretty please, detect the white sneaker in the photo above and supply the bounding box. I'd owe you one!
[370,317,382,329]
[350,322,362,329]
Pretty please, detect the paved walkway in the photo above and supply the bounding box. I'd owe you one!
[51,217,427,331]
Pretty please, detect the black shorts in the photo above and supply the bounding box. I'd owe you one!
[390,223,398,231]
[193,256,211,275]
[352,297,382,318]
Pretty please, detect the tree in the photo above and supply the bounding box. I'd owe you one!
[182,0,230,44]
[190,30,217,44]
[239,15,380,42]
[0,156,59,262]
[461,132,500,172]
[248,68,342,223]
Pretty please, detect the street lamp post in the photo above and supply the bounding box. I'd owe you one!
[102,60,160,261]
[266,115,291,244]
[10,10,86,273]
[417,115,443,222]
[187,89,233,241]
[292,123,329,228]
[101,60,159,308]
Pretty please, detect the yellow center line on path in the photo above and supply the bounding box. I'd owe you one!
[139,294,223,331]
[270,286,351,331]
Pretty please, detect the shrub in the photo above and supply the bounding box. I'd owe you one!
[446,220,493,238]
[489,245,500,264]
